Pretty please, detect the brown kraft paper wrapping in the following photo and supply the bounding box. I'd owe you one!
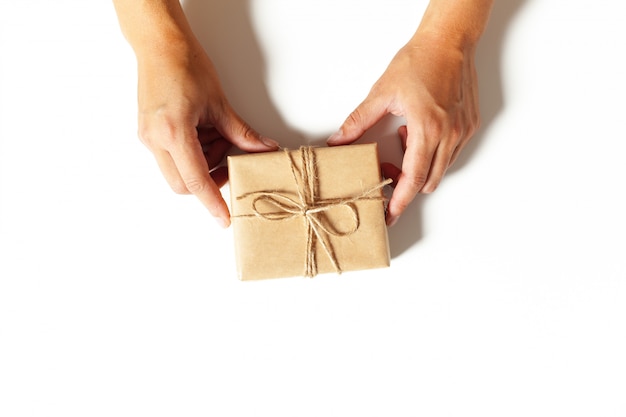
[227,143,391,280]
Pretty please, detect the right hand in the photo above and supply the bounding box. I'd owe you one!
[135,39,279,228]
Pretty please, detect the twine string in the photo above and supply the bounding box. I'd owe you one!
[235,147,392,277]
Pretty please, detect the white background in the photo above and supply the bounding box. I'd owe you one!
[1,1,625,416]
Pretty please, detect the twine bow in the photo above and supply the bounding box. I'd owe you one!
[235,147,391,277]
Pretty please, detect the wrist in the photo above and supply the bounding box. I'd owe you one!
[132,32,194,68]
[413,0,493,51]
[114,0,198,61]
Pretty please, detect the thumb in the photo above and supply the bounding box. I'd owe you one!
[219,108,279,152]
[327,95,387,146]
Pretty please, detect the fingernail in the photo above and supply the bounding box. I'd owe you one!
[216,217,230,229]
[386,215,399,228]
[326,130,343,145]
[261,137,280,149]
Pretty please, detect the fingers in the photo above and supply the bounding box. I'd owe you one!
[144,107,278,229]
[218,109,279,152]
[200,135,231,169]
[149,126,231,228]
[448,136,469,167]
[168,131,231,227]
[157,130,231,190]
[449,109,480,168]
[397,125,408,152]
[197,125,223,144]
[327,95,387,146]
[385,123,433,227]
[384,121,459,227]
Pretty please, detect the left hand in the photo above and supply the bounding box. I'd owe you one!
[327,33,481,227]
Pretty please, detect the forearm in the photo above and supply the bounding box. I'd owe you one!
[112,0,197,59]
[413,0,494,49]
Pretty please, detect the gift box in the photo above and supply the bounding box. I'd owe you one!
[227,143,391,280]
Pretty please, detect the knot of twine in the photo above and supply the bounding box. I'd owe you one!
[235,146,391,278]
